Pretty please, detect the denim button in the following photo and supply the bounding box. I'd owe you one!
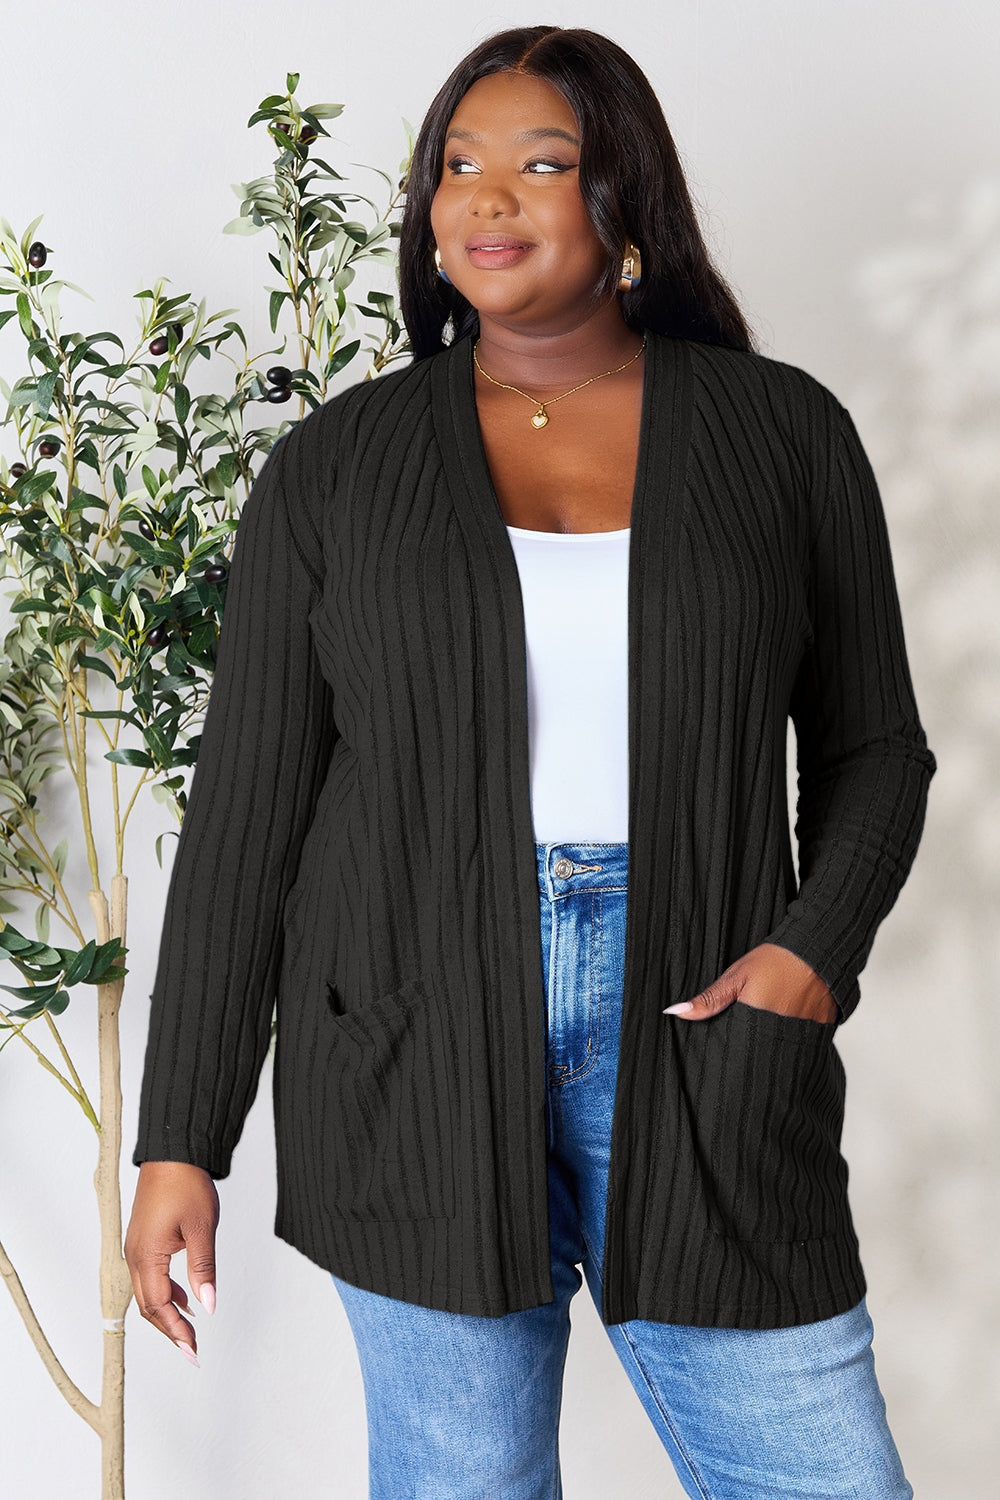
[553,857,574,879]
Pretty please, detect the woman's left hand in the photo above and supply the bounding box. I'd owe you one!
[664,942,839,1024]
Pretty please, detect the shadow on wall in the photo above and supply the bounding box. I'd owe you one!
[838,175,1000,1492]
[849,173,1000,1018]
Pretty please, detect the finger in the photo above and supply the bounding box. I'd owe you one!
[168,1275,197,1316]
[131,1246,200,1355]
[184,1228,217,1317]
[664,982,738,1021]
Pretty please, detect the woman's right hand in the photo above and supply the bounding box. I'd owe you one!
[124,1160,220,1366]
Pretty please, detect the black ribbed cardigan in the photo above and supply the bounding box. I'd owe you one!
[132,328,935,1329]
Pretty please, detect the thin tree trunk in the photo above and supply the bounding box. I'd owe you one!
[0,1238,101,1430]
[90,872,132,1500]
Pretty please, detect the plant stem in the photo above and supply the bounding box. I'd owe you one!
[44,1008,95,1115]
[0,1235,102,1432]
[0,1013,98,1123]
[90,873,132,1500]
[66,665,102,892]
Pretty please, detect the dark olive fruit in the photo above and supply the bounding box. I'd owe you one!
[265,365,292,387]
[204,563,228,583]
[145,623,167,649]
[149,335,169,356]
[171,322,185,340]
[10,463,27,478]
[138,518,155,541]
[38,438,60,457]
[28,241,47,268]
[299,126,318,144]
[266,385,293,403]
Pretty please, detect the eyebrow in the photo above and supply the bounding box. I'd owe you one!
[444,125,580,147]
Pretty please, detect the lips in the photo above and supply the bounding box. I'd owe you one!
[465,234,532,250]
[464,235,534,271]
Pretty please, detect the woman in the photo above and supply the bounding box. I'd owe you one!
[125,25,935,1499]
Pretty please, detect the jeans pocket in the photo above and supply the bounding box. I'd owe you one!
[702,1001,851,1243]
[322,973,457,1222]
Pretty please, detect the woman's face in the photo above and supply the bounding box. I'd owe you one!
[429,71,612,331]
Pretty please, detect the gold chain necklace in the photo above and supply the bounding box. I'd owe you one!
[473,335,646,429]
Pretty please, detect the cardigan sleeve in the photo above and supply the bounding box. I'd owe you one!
[763,400,936,1020]
[132,418,337,1178]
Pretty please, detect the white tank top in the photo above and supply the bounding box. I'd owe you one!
[506,523,630,843]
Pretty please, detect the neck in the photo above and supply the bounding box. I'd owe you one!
[473,301,644,393]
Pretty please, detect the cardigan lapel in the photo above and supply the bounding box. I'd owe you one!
[431,325,693,1068]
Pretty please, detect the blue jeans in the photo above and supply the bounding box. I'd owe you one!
[332,841,911,1499]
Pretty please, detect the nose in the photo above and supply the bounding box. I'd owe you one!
[468,177,519,218]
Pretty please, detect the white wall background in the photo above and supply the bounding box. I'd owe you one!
[1,2,998,1496]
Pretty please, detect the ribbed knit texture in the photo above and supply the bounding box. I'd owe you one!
[133,329,935,1328]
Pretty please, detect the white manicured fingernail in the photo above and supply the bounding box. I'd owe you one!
[198,1283,216,1315]
[663,1002,695,1015]
[174,1339,200,1368]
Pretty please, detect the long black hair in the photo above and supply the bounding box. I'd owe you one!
[398,25,757,360]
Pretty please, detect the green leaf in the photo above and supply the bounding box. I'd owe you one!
[5,990,61,1020]
[0,926,37,956]
[0,308,18,333]
[16,470,58,504]
[112,464,128,500]
[35,902,50,948]
[304,102,343,119]
[62,939,97,986]
[156,293,190,317]
[19,215,45,257]
[10,597,56,615]
[213,453,239,491]
[268,288,287,333]
[126,591,145,629]
[286,72,300,93]
[104,747,154,768]
[34,370,58,419]
[90,947,128,985]
[16,292,34,338]
[327,338,361,376]
[1,980,54,1003]
[154,829,180,866]
[222,216,264,237]
[77,652,118,682]
[174,383,191,424]
[84,329,126,355]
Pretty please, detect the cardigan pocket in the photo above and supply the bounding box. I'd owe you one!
[703,1001,851,1244]
[320,973,457,1222]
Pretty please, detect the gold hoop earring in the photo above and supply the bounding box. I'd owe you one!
[433,245,453,286]
[619,240,642,293]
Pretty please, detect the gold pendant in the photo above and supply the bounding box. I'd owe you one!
[531,406,549,429]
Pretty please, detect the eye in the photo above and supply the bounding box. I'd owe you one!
[443,155,575,177]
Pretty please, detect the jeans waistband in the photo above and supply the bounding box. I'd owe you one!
[535,840,629,898]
